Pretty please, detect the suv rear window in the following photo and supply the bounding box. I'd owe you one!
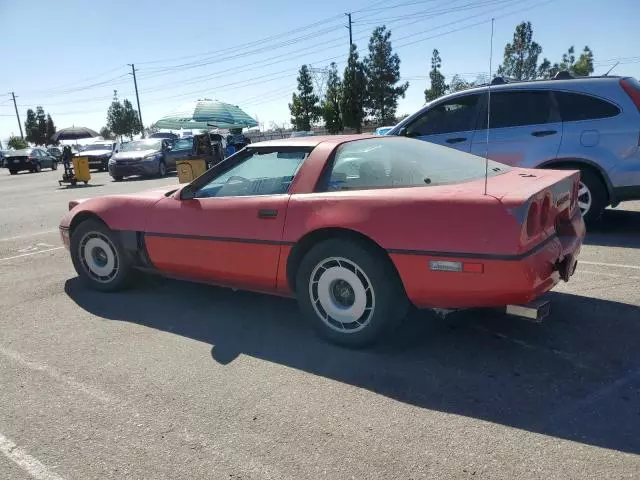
[554,91,620,122]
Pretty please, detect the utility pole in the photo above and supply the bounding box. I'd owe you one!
[128,63,145,138]
[10,92,24,139]
[345,13,353,48]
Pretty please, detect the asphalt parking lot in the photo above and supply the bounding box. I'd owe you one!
[1,167,639,479]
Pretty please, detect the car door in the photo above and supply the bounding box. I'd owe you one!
[144,148,310,292]
[34,149,48,168]
[164,137,194,170]
[470,90,563,167]
[402,93,482,152]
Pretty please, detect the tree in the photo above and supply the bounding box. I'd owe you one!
[7,136,27,150]
[107,91,127,140]
[99,126,113,140]
[122,99,142,140]
[144,123,159,136]
[497,21,542,80]
[289,65,321,131]
[341,44,367,133]
[539,45,595,79]
[425,49,448,101]
[449,74,474,93]
[572,46,594,76]
[24,109,38,145]
[36,106,47,145]
[364,26,409,124]
[45,114,57,145]
[322,63,343,134]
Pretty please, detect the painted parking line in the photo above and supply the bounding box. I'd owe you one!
[0,230,58,242]
[0,432,66,480]
[580,261,640,270]
[0,346,114,404]
[0,247,64,262]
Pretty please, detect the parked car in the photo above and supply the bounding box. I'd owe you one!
[0,150,6,168]
[290,131,314,138]
[148,132,179,141]
[374,126,395,135]
[108,138,173,181]
[47,146,63,160]
[60,135,584,347]
[164,134,224,169]
[4,148,58,174]
[78,142,115,171]
[390,74,640,224]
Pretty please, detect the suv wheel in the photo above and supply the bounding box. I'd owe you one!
[577,169,607,225]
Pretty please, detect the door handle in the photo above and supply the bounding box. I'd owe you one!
[446,137,467,144]
[258,209,278,219]
[531,130,557,137]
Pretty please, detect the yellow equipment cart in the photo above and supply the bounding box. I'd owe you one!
[176,158,208,184]
[59,155,91,186]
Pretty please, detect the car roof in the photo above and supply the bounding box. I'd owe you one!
[252,134,376,148]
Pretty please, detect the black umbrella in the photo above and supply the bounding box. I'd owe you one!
[52,126,99,142]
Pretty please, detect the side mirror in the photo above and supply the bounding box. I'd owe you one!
[398,127,408,136]
[166,144,173,151]
[180,185,196,200]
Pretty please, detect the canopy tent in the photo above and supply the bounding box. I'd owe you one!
[155,99,258,130]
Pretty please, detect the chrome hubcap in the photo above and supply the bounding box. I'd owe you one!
[79,232,119,283]
[309,257,375,333]
[577,181,592,217]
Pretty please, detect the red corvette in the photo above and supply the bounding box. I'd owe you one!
[60,135,584,346]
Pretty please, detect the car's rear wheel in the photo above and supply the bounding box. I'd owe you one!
[35,163,42,173]
[295,239,408,348]
[112,176,123,182]
[9,169,17,175]
[158,160,167,177]
[71,219,133,291]
[52,161,58,171]
[576,169,606,225]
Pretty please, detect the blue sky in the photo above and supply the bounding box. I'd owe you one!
[1,0,639,143]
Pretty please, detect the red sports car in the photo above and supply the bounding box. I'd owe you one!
[60,135,584,347]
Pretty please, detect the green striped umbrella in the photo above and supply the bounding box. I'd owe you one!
[155,99,258,130]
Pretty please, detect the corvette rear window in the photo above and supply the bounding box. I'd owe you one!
[324,137,510,191]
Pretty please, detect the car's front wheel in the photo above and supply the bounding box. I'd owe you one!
[70,219,133,291]
[296,239,408,348]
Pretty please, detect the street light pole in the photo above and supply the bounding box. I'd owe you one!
[10,92,24,139]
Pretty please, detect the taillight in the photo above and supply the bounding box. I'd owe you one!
[572,179,580,209]
[540,194,552,229]
[620,78,640,112]
[526,201,540,237]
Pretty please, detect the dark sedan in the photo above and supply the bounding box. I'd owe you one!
[108,138,172,181]
[4,148,58,174]
[78,142,115,171]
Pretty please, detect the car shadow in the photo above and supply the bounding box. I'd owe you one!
[115,172,178,182]
[585,208,640,248]
[65,276,640,454]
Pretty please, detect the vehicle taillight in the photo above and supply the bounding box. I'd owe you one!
[526,201,540,237]
[620,78,640,112]
[540,194,552,229]
[572,179,580,209]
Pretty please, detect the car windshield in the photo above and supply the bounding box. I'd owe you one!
[119,139,162,152]
[327,137,510,191]
[83,143,112,151]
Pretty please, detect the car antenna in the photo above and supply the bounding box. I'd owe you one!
[603,61,620,76]
[484,18,495,196]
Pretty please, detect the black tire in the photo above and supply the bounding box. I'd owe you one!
[70,219,133,292]
[35,163,42,173]
[9,169,17,175]
[52,161,58,171]
[112,176,123,182]
[158,160,167,177]
[295,239,409,348]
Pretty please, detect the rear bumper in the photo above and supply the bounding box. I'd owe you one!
[391,210,585,309]
[6,160,35,171]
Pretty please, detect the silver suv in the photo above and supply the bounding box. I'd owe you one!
[390,75,640,224]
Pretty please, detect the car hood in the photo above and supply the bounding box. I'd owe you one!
[112,149,159,160]
[78,149,112,157]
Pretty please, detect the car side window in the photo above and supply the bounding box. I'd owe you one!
[194,150,308,198]
[479,90,558,129]
[173,138,193,151]
[554,91,620,121]
[406,95,480,136]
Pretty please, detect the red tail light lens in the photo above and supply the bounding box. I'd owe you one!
[620,78,640,112]
[526,201,540,237]
[540,195,552,229]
